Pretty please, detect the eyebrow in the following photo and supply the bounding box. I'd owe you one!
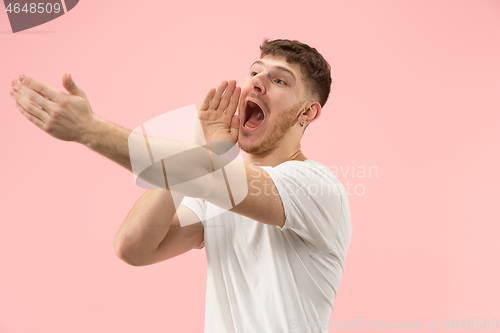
[250,60,297,82]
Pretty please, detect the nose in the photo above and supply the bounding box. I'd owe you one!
[249,72,267,95]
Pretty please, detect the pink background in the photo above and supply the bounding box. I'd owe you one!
[1,0,499,332]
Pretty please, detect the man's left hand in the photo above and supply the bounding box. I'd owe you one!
[196,80,241,146]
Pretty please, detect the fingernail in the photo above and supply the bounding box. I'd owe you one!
[10,89,15,97]
[11,80,17,88]
[19,75,25,83]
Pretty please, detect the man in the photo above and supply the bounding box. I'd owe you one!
[9,39,352,333]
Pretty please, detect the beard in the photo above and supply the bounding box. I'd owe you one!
[238,101,302,156]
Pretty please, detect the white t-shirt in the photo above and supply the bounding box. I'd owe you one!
[181,159,352,333]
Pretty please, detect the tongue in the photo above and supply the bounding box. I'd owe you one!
[246,109,264,128]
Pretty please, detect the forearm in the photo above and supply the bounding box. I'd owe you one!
[81,115,246,211]
[82,115,212,196]
[113,187,183,265]
[82,115,133,171]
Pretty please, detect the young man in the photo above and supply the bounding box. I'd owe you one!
[9,39,352,333]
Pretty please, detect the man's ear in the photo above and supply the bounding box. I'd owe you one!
[302,101,322,126]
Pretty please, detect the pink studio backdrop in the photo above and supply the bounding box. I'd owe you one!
[1,1,499,332]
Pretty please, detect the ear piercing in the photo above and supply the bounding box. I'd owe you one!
[299,105,312,127]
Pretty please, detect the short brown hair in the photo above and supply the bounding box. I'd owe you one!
[260,39,332,107]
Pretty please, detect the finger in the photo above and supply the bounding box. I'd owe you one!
[230,114,240,132]
[15,102,45,129]
[218,80,236,112]
[62,73,87,98]
[226,86,241,118]
[12,80,54,112]
[11,89,48,123]
[17,74,61,101]
[199,87,216,111]
[208,80,228,110]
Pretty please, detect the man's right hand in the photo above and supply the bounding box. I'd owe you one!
[194,80,241,147]
[10,73,98,145]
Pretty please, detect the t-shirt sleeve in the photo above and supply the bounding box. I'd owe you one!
[180,196,206,249]
[263,161,345,253]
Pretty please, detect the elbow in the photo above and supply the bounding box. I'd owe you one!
[113,235,147,267]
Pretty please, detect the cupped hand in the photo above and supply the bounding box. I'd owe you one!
[10,73,97,144]
[195,80,241,147]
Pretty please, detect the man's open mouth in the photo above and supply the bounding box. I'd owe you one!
[243,99,265,130]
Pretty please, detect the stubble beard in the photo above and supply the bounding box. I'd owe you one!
[238,101,302,157]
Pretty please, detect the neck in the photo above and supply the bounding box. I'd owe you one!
[245,141,306,167]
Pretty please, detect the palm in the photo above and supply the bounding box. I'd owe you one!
[198,107,238,143]
[195,80,241,146]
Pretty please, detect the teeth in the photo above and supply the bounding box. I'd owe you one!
[248,101,257,108]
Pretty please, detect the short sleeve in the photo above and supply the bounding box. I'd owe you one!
[180,196,206,222]
[263,160,345,253]
[180,196,206,249]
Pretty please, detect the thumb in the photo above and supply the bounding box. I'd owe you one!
[63,73,86,98]
[230,114,240,129]
[230,114,240,137]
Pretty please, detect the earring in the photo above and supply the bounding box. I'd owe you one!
[299,119,306,127]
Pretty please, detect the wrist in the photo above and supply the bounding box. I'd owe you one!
[80,114,106,149]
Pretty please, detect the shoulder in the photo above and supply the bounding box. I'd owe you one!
[263,159,343,192]
[264,159,332,175]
